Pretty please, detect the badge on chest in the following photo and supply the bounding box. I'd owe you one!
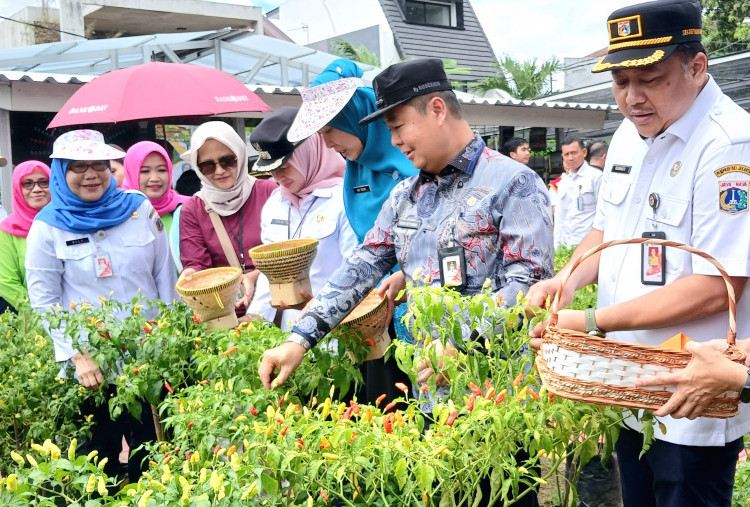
[438,246,467,291]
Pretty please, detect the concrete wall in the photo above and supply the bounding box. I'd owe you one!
[0,7,61,50]
[563,56,611,91]
[273,0,400,65]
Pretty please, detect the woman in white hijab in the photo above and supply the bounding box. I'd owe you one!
[178,121,277,314]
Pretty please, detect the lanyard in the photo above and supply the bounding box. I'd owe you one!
[288,196,319,239]
[229,212,246,270]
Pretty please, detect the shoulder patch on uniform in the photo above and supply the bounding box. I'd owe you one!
[714,164,750,177]
[719,181,748,214]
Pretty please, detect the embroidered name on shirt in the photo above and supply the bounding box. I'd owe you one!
[714,164,750,177]
[397,219,420,229]
[611,164,632,174]
[66,238,90,246]
[271,218,290,226]
[353,185,371,194]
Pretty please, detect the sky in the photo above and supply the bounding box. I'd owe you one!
[0,0,642,62]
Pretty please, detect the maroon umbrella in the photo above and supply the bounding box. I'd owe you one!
[49,62,270,128]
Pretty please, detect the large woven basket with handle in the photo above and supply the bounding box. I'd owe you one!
[537,238,745,418]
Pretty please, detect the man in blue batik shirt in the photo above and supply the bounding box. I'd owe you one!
[260,57,553,393]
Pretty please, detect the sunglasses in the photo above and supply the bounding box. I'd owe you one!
[67,161,110,174]
[20,179,49,190]
[197,155,238,176]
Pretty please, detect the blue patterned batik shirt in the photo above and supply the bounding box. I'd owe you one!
[293,134,554,346]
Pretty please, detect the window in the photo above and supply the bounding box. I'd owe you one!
[403,0,461,28]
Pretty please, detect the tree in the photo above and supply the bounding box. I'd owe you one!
[471,55,560,100]
[333,40,382,67]
[702,0,750,56]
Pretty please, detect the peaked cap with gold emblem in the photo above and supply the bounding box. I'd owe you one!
[592,0,702,73]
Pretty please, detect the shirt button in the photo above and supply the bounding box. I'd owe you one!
[646,157,654,164]
[96,230,106,239]
[714,108,723,115]
[634,197,642,204]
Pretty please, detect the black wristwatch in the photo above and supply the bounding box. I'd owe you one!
[740,370,750,403]
[584,308,606,338]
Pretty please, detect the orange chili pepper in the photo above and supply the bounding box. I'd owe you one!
[469,382,482,396]
[512,373,524,388]
[395,382,409,393]
[375,393,387,407]
[221,346,238,356]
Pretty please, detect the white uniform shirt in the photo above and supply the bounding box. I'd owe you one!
[26,199,178,363]
[248,184,357,330]
[594,76,750,446]
[0,204,7,221]
[554,162,602,248]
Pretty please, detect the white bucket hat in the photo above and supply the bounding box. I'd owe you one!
[287,77,364,142]
[50,129,126,160]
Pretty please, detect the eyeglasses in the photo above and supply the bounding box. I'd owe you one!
[67,161,110,174]
[20,179,49,190]
[197,155,238,176]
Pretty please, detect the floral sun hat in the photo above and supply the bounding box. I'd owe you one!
[287,77,364,142]
[50,129,126,160]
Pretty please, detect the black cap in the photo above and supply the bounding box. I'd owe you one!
[250,107,302,171]
[592,0,702,73]
[359,58,452,125]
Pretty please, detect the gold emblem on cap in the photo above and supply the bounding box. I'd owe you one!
[258,151,271,160]
[467,196,477,206]
[316,215,324,223]
[670,161,682,177]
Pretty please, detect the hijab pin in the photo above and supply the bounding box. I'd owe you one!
[96,230,106,239]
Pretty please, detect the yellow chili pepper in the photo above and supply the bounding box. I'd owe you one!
[6,474,17,492]
[321,397,331,420]
[322,453,340,460]
[10,451,24,466]
[435,445,449,456]
[137,489,153,507]
[85,473,97,493]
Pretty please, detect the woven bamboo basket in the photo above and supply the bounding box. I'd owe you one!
[248,239,319,306]
[537,238,745,418]
[176,266,242,329]
[335,291,391,361]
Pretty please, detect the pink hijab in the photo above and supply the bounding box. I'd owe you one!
[122,141,188,215]
[0,160,51,238]
[283,133,345,209]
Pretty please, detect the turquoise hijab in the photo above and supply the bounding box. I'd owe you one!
[313,59,417,242]
[35,158,146,234]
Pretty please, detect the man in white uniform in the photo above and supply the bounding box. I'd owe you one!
[553,137,602,249]
[528,1,750,505]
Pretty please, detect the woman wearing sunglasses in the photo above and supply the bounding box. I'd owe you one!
[178,121,277,314]
[122,141,188,270]
[0,160,51,312]
[25,129,177,484]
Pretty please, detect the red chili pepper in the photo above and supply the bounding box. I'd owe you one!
[445,409,459,426]
[148,320,157,325]
[375,393,387,407]
[395,382,409,393]
[420,384,429,393]
[213,444,220,455]
[221,346,238,356]
[143,325,152,334]
[280,425,288,436]
[164,451,171,459]
[485,387,495,400]
[276,418,283,424]
[296,438,304,449]
[120,345,126,352]
[132,368,139,374]
[467,394,476,412]
[199,379,209,385]
[384,415,393,434]
[484,379,493,392]
[187,422,193,430]
[340,407,353,421]
[185,453,191,461]
[365,337,375,347]
[495,389,507,404]
[383,401,397,412]
[320,490,330,503]
[512,373,524,388]
[349,431,358,444]
[469,382,482,396]
[278,394,285,407]
[164,381,174,394]
[250,405,258,416]
[193,314,200,324]
[548,393,555,403]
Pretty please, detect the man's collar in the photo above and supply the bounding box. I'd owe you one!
[655,74,721,143]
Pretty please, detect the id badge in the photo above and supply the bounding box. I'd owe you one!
[438,246,467,291]
[641,231,666,286]
[576,196,584,211]
[94,252,113,278]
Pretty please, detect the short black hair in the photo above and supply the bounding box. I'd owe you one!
[588,141,608,159]
[561,136,585,149]
[500,137,528,157]
[407,90,463,119]
[673,41,707,66]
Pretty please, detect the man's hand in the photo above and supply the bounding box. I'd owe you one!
[271,289,313,311]
[378,271,407,323]
[635,340,747,419]
[236,270,260,309]
[72,351,104,390]
[416,340,456,386]
[529,309,586,350]
[526,275,573,313]
[259,340,307,389]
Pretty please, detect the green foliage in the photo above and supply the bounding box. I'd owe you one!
[471,55,561,100]
[553,245,598,311]
[702,0,750,56]
[332,39,382,67]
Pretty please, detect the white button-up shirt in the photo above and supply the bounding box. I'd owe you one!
[26,199,178,363]
[594,76,750,446]
[248,184,357,330]
[554,162,602,248]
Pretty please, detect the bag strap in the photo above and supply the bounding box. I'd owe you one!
[196,192,242,269]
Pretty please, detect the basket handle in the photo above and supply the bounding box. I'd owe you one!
[550,238,736,345]
[213,292,225,310]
